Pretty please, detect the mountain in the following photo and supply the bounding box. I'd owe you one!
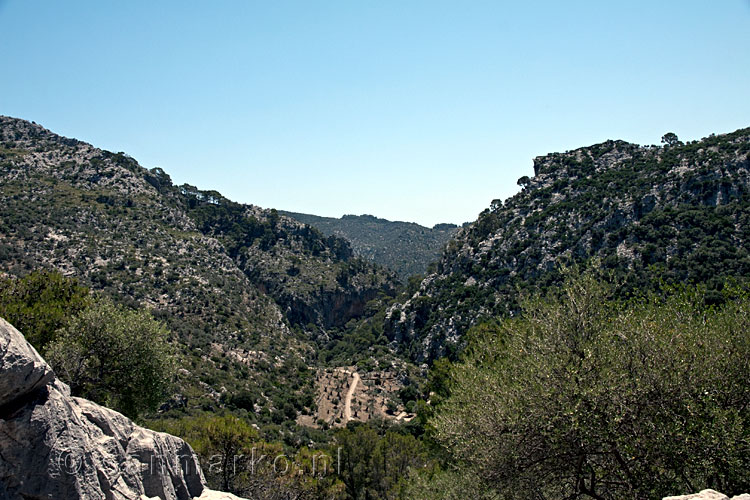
[386,129,750,361]
[4,115,749,499]
[280,212,459,279]
[0,116,399,423]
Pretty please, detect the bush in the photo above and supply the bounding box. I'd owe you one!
[47,298,175,418]
[430,269,750,499]
[0,270,90,351]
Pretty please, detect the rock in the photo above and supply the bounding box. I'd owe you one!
[663,490,750,500]
[663,490,729,500]
[0,317,246,500]
[0,317,54,407]
[194,490,247,500]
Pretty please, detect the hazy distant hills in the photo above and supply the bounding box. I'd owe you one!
[281,211,460,279]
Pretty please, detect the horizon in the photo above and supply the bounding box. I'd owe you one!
[1,1,749,226]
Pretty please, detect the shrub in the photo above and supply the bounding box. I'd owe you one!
[47,298,175,418]
[430,269,750,499]
[0,270,90,351]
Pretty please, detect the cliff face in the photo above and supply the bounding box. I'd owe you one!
[232,207,397,330]
[386,129,750,361]
[0,316,245,500]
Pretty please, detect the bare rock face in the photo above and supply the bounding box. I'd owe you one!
[0,317,54,407]
[0,317,244,500]
[663,490,750,500]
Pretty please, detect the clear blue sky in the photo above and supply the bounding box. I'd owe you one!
[1,1,748,226]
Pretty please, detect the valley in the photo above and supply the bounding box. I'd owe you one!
[1,116,749,499]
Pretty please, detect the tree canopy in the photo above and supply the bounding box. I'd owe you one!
[0,270,90,351]
[425,269,750,499]
[47,298,176,418]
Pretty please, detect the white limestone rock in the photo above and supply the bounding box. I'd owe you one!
[664,490,750,500]
[0,317,246,500]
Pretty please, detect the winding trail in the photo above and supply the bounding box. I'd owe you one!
[343,371,360,422]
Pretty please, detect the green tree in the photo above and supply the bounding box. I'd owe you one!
[335,424,427,500]
[370,431,425,500]
[661,132,681,146]
[193,414,258,493]
[0,270,90,351]
[516,175,531,189]
[153,414,346,499]
[336,425,379,499]
[429,269,750,499]
[46,298,175,418]
[405,467,500,500]
[149,414,258,494]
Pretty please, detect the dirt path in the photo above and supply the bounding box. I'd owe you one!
[343,371,360,422]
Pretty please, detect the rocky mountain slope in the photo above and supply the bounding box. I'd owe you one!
[281,212,459,279]
[387,128,750,361]
[0,316,243,500]
[0,116,398,421]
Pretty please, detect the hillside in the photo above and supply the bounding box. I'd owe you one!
[386,129,750,361]
[0,116,401,425]
[281,211,459,279]
[3,116,749,499]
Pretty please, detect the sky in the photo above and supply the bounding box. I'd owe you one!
[1,1,748,227]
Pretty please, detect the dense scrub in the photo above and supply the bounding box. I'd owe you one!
[283,212,459,279]
[414,269,750,499]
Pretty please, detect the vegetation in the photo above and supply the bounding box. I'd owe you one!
[335,422,428,500]
[152,414,429,500]
[0,270,90,351]
[422,268,750,499]
[0,269,176,419]
[152,413,345,499]
[47,297,176,418]
[282,212,459,279]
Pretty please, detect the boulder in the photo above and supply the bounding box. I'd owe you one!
[664,490,750,500]
[0,317,54,407]
[194,490,247,500]
[0,317,245,500]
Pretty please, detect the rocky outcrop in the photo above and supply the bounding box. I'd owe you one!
[0,317,54,408]
[0,317,244,500]
[663,490,750,500]
[386,127,750,361]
